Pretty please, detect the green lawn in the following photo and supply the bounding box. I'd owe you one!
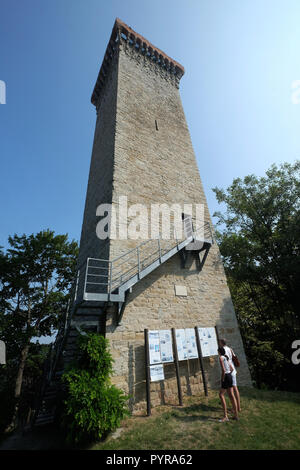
[90,387,300,450]
[1,387,299,450]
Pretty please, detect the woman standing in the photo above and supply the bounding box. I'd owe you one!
[218,347,239,422]
[219,339,241,413]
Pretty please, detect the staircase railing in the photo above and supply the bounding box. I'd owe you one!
[49,279,78,378]
[83,220,213,298]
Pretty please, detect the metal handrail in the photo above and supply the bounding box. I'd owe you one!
[107,238,152,265]
[111,264,139,283]
[83,221,213,297]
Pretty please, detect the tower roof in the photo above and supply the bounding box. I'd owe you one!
[91,18,185,107]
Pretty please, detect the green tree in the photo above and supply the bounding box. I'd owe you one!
[62,333,129,444]
[0,230,78,431]
[213,161,300,390]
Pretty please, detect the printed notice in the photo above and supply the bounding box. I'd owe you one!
[159,330,174,363]
[185,328,198,359]
[150,364,164,382]
[148,330,161,364]
[198,327,218,357]
[175,329,188,361]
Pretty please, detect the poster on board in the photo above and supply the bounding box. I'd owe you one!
[159,330,173,363]
[150,364,165,382]
[198,327,218,357]
[148,330,161,364]
[185,328,198,359]
[175,329,188,361]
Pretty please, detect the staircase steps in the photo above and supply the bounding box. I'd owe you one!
[34,413,55,426]
[33,222,213,428]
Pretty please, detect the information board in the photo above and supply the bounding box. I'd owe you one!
[197,327,218,357]
[175,329,188,361]
[150,364,165,382]
[185,328,198,359]
[148,330,161,365]
[147,327,218,368]
[159,330,173,363]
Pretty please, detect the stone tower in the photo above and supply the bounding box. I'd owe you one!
[70,18,252,412]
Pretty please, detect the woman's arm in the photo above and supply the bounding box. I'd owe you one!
[219,356,225,381]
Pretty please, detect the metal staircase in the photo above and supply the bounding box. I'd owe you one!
[32,218,213,427]
[71,218,213,325]
[79,219,213,302]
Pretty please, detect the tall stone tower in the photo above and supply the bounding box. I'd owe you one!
[69,18,252,412]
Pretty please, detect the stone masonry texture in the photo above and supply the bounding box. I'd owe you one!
[76,19,252,413]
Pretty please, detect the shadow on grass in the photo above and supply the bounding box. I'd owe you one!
[4,388,299,450]
[159,402,221,424]
[177,403,220,414]
[238,387,300,405]
[170,414,217,423]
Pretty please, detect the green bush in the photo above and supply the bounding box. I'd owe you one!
[61,333,129,444]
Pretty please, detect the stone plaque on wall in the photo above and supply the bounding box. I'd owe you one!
[174,285,187,297]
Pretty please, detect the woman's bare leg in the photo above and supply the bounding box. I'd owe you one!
[219,389,228,420]
[233,386,241,412]
[227,388,238,419]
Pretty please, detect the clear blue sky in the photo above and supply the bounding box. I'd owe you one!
[1,0,300,251]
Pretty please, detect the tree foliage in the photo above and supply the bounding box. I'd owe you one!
[0,230,78,431]
[213,161,300,390]
[61,333,129,444]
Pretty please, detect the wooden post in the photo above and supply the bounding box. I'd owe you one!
[171,328,183,406]
[195,327,208,397]
[144,329,151,416]
[215,324,220,347]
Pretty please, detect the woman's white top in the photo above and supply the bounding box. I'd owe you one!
[224,345,236,374]
[221,355,231,374]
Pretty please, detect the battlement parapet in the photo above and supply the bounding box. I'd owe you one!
[91,18,185,108]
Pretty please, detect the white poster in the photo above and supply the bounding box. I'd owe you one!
[150,364,165,382]
[175,329,188,361]
[159,330,173,363]
[148,330,161,364]
[185,328,198,359]
[198,327,218,357]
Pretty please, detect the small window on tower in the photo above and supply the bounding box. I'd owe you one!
[155,120,159,131]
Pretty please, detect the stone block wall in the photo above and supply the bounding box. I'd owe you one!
[105,248,252,413]
[76,19,252,413]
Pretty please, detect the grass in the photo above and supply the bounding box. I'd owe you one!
[1,387,299,450]
[89,387,300,450]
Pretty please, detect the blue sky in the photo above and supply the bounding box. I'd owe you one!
[1,0,300,252]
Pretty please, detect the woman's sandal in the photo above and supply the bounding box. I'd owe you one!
[218,417,229,422]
